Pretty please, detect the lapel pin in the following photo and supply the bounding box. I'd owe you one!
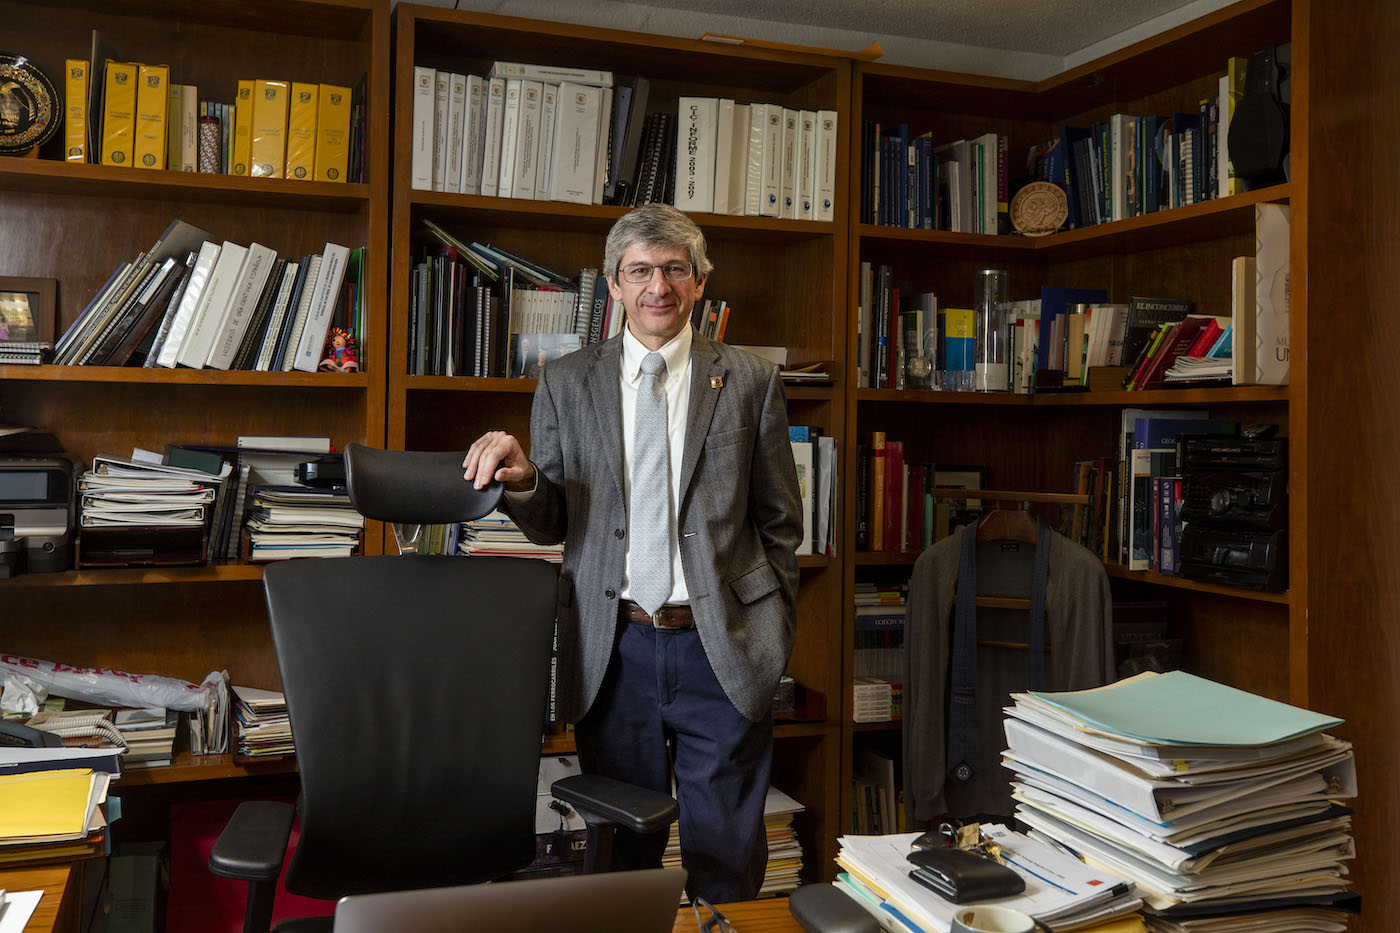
[711,375,724,389]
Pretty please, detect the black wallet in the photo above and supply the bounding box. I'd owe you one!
[906,846,1025,904]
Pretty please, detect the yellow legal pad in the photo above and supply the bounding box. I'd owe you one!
[0,768,101,838]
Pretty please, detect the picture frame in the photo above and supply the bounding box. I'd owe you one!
[0,276,58,344]
[932,465,987,511]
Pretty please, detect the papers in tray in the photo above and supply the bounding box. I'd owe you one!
[836,827,1141,933]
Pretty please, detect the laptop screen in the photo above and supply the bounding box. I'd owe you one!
[334,867,687,933]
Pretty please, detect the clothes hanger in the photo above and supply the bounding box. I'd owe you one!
[975,506,1039,544]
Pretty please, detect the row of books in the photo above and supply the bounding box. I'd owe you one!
[859,124,1007,233]
[855,435,972,553]
[852,582,905,724]
[851,748,901,834]
[790,426,837,558]
[410,61,838,221]
[66,34,363,181]
[52,219,363,373]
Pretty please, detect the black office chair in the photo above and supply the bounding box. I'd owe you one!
[209,444,678,933]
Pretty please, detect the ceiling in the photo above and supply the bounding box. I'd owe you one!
[620,0,1201,57]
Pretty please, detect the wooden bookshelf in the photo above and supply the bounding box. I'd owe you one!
[0,0,391,766]
[840,0,1305,865]
[388,1,850,883]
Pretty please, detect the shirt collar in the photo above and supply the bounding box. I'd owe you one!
[622,323,692,383]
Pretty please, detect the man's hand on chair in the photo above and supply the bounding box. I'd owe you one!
[463,431,536,492]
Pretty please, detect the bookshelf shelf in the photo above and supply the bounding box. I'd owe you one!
[855,385,1287,407]
[116,751,298,787]
[0,158,371,211]
[855,388,1031,405]
[412,192,835,243]
[0,365,369,387]
[851,721,901,733]
[404,375,538,393]
[1103,562,1290,604]
[2,565,264,588]
[858,185,1289,261]
[854,550,921,566]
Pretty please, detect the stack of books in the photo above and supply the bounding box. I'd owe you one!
[1003,671,1359,931]
[852,582,905,723]
[245,487,363,561]
[0,762,113,867]
[457,511,563,563]
[232,686,293,760]
[661,786,805,901]
[114,707,179,769]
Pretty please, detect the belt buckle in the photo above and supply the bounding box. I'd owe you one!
[651,609,665,628]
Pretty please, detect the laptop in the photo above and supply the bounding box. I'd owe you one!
[333,867,688,933]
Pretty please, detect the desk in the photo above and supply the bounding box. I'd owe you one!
[0,864,78,933]
[673,897,802,932]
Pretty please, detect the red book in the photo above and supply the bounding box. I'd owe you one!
[1184,317,1222,358]
[1140,315,1208,389]
[882,440,904,552]
[906,464,925,551]
[868,432,886,551]
[887,287,901,388]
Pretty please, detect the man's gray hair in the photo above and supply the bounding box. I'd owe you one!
[604,203,713,281]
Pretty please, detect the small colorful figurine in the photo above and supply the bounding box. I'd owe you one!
[319,327,359,372]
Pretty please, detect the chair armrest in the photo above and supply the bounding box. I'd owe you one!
[209,800,295,882]
[551,773,679,835]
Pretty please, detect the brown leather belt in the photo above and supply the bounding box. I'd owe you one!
[620,599,695,629]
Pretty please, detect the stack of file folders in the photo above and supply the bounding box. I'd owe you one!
[114,707,179,769]
[457,510,564,562]
[835,823,1143,932]
[78,455,229,529]
[0,756,116,867]
[1002,671,1358,932]
[662,786,806,901]
[232,686,293,760]
[245,486,364,560]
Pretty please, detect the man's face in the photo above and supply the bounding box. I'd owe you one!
[607,242,706,350]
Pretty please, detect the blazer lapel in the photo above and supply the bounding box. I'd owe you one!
[679,334,726,498]
[587,338,626,501]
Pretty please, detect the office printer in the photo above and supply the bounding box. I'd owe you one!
[0,457,75,578]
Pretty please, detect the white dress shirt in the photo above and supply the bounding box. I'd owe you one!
[619,324,692,606]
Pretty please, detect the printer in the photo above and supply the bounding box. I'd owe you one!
[0,456,75,578]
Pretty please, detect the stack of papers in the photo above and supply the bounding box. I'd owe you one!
[246,486,364,560]
[1002,672,1358,932]
[232,686,293,759]
[836,825,1142,932]
[458,511,564,562]
[663,786,806,901]
[78,455,227,528]
[0,767,110,867]
[1163,356,1231,383]
[114,707,179,769]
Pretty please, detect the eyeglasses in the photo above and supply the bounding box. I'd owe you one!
[617,261,695,284]
[691,896,735,933]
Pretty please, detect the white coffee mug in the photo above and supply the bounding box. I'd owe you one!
[949,904,1036,933]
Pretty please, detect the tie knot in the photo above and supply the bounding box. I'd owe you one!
[640,352,667,377]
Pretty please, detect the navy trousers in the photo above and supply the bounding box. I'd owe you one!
[574,618,773,903]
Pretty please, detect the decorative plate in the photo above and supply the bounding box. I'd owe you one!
[0,53,59,155]
[1009,181,1069,237]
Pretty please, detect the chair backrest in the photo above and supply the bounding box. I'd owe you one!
[262,445,557,899]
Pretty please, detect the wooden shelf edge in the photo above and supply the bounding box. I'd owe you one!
[0,158,370,207]
[856,385,1288,406]
[851,721,901,732]
[0,365,368,387]
[403,375,538,393]
[858,186,1289,252]
[1104,562,1290,603]
[116,752,298,787]
[3,565,264,588]
[854,551,921,566]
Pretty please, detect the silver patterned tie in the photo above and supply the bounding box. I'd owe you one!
[630,351,672,615]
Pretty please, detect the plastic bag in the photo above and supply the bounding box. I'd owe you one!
[0,653,222,714]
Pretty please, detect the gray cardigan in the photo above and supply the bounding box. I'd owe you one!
[901,525,1114,825]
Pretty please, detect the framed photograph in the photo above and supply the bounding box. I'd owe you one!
[0,276,57,344]
[510,332,582,379]
[932,465,986,511]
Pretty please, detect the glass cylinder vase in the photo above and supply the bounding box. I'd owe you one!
[974,269,1010,392]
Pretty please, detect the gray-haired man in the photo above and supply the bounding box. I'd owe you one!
[463,203,802,901]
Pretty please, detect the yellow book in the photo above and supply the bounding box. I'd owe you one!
[285,83,318,180]
[313,82,351,183]
[100,60,138,167]
[133,63,169,170]
[250,79,289,178]
[165,81,183,169]
[232,79,254,176]
[64,59,88,162]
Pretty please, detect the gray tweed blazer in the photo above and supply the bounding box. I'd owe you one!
[505,330,803,723]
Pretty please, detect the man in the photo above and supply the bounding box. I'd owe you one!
[462,203,802,902]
